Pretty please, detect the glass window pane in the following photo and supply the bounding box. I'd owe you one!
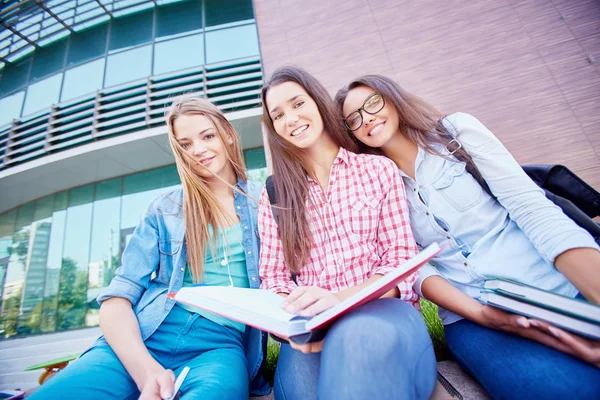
[67,23,108,67]
[205,0,254,27]
[31,39,67,81]
[40,191,67,333]
[86,178,121,327]
[0,203,35,338]
[121,165,179,230]
[61,58,105,101]
[22,73,63,117]
[109,9,153,51]
[0,91,25,127]
[57,185,93,331]
[0,56,32,97]
[154,34,204,75]
[205,25,259,64]
[104,45,151,87]
[18,196,54,335]
[156,0,202,38]
[0,209,17,322]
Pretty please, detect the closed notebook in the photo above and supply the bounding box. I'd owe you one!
[168,243,441,343]
[480,292,600,340]
[483,279,600,324]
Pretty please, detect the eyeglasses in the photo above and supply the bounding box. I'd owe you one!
[344,93,385,131]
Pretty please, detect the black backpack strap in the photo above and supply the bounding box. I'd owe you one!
[265,175,298,284]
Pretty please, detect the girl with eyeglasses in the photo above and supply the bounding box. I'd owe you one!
[29,97,269,400]
[258,66,437,400]
[335,76,600,400]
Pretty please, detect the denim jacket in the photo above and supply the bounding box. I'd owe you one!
[409,113,599,324]
[94,178,270,395]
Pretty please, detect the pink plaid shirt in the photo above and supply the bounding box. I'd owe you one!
[258,148,420,306]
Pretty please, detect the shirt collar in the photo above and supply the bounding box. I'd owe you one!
[306,147,350,182]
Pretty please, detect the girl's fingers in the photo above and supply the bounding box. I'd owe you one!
[298,297,334,317]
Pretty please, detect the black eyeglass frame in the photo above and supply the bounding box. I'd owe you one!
[344,92,386,131]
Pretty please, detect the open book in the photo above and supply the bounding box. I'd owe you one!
[481,279,600,340]
[168,243,441,343]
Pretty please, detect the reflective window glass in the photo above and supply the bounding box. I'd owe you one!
[40,191,67,333]
[154,34,204,75]
[109,9,153,51]
[22,73,63,117]
[0,56,32,97]
[205,25,259,64]
[0,203,34,338]
[156,0,202,38]
[0,209,17,326]
[104,45,152,87]
[67,23,108,67]
[30,39,67,81]
[244,147,268,182]
[86,178,121,327]
[17,196,54,335]
[121,165,179,231]
[61,58,105,101]
[205,0,254,27]
[0,91,25,127]
[57,185,93,331]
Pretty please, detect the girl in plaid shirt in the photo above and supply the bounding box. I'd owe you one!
[259,66,437,400]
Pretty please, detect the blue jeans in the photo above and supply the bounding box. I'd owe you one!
[29,305,248,400]
[445,318,600,400]
[274,298,437,400]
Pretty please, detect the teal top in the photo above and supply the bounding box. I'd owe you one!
[178,223,250,332]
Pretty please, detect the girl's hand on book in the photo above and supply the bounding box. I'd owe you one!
[281,286,341,317]
[289,339,325,354]
[528,319,600,367]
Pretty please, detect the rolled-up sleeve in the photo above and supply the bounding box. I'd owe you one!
[257,188,298,294]
[413,263,441,298]
[449,112,599,262]
[97,201,161,307]
[372,159,420,305]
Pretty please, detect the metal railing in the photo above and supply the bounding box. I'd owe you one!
[0,55,263,171]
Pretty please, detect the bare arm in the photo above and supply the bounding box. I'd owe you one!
[555,247,600,305]
[99,297,173,397]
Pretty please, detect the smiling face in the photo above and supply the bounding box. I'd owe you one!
[173,114,234,181]
[265,81,325,150]
[342,86,399,149]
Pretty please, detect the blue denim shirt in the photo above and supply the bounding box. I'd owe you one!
[409,113,599,324]
[93,178,270,395]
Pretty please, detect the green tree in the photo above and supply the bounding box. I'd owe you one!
[56,258,88,331]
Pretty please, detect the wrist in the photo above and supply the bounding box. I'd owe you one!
[136,361,164,391]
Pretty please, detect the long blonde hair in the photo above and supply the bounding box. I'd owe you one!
[166,96,247,282]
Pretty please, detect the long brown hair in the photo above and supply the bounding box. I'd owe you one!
[166,96,247,282]
[261,66,358,274]
[334,75,481,175]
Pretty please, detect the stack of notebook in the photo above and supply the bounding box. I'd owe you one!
[480,279,600,340]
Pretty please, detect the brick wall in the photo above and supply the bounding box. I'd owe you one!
[254,0,600,188]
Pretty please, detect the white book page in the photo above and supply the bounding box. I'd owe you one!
[176,286,297,324]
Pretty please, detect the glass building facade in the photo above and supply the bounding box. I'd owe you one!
[0,0,268,339]
[0,0,259,127]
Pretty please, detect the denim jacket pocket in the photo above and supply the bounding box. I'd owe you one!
[158,239,182,255]
[433,162,482,211]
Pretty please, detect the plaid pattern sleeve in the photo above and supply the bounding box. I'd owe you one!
[371,158,420,306]
[257,187,298,294]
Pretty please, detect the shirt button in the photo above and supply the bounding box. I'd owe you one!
[237,206,241,210]
[463,262,468,266]
[447,236,451,239]
[442,180,447,184]
[180,267,184,272]
[244,226,248,230]
[426,212,430,216]
[251,276,256,281]
[419,185,423,189]
[248,251,252,255]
